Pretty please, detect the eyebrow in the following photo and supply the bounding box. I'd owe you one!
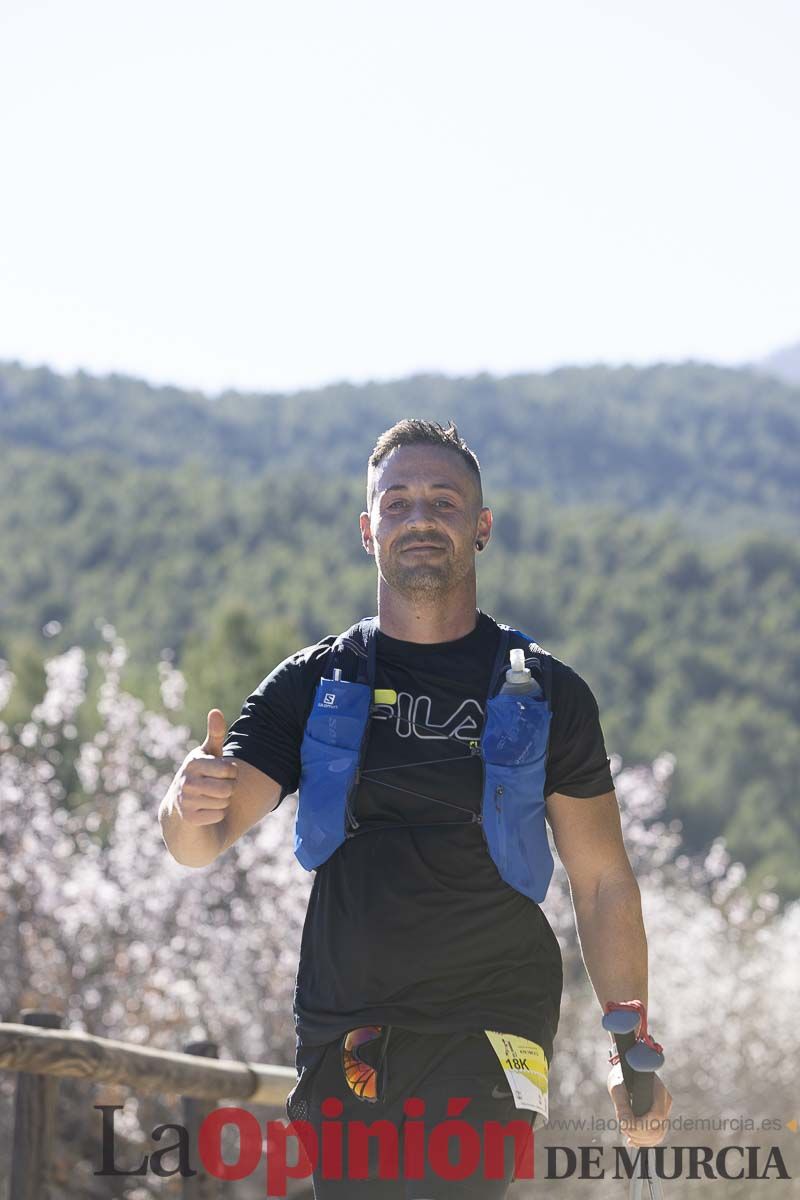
[381,481,465,496]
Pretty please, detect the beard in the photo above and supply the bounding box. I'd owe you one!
[377,539,470,598]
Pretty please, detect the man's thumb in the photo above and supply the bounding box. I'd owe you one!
[202,708,227,756]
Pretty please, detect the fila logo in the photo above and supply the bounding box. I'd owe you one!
[322,693,337,707]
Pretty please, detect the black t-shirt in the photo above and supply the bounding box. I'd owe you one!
[222,610,614,1065]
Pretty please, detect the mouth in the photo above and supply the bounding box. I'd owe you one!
[401,543,445,553]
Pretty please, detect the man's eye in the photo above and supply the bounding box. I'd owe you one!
[386,498,455,510]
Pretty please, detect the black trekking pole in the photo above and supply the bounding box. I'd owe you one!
[602,1000,665,1200]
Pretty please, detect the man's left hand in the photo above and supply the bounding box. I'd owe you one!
[608,1070,673,1148]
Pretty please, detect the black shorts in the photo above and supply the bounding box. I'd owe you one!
[285,1027,541,1199]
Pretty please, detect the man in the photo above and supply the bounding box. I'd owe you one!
[159,420,672,1197]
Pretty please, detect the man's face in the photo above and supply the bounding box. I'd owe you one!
[360,445,490,599]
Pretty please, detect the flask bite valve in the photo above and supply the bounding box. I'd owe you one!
[506,648,531,684]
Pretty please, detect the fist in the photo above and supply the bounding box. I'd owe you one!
[608,1069,673,1148]
[175,709,238,826]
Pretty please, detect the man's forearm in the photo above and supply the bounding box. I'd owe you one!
[571,873,649,1012]
[158,781,223,868]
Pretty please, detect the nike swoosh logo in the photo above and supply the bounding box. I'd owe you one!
[492,1085,512,1099]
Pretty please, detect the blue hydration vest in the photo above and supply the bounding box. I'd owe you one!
[295,616,555,903]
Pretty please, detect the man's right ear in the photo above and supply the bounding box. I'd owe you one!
[359,512,374,555]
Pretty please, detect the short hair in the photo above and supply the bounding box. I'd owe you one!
[366,419,483,509]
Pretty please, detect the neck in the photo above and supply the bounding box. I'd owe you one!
[376,580,479,643]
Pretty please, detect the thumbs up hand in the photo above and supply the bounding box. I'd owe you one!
[174,709,239,826]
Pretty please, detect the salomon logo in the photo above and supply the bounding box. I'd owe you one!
[322,694,336,707]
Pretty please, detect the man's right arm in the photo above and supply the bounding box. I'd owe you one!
[160,647,311,867]
[159,709,283,868]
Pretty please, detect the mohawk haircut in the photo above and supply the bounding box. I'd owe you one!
[366,419,483,509]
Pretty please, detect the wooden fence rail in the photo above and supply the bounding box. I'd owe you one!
[0,1009,303,1200]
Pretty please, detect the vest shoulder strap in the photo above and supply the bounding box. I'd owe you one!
[323,616,553,707]
[324,616,378,685]
[317,616,553,797]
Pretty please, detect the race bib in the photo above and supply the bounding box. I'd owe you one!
[484,1031,549,1121]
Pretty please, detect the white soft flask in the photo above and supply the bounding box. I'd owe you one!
[499,648,542,697]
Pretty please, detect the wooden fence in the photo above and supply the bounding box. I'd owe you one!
[0,1009,310,1200]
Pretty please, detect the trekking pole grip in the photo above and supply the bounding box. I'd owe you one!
[614,1028,655,1116]
[602,999,664,1118]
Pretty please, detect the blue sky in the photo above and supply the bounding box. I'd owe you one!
[1,0,798,393]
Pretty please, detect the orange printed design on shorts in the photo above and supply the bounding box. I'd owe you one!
[341,1025,383,1102]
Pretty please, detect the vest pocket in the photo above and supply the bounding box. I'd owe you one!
[304,677,372,750]
[296,678,372,869]
[481,693,553,901]
[482,692,551,767]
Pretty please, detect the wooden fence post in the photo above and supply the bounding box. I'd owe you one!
[182,1039,220,1200]
[9,1009,64,1200]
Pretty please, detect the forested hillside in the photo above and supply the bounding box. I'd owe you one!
[0,359,798,899]
[1,359,797,533]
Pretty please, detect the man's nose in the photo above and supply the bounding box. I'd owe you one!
[404,500,439,526]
